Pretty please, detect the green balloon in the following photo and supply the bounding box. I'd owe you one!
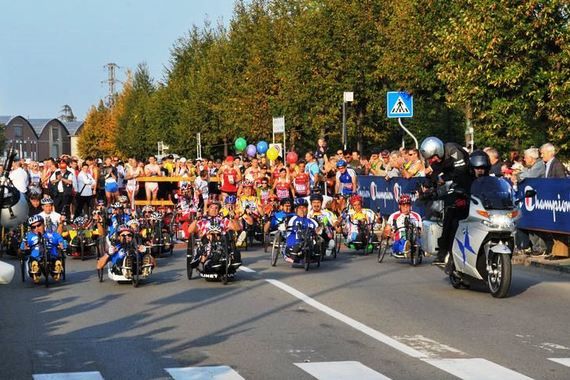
[235,137,247,151]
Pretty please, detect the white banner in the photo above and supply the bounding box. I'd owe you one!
[272,116,285,133]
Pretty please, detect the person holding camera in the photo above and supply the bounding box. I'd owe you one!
[50,159,77,220]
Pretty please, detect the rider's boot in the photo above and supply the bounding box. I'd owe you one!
[236,231,247,247]
[432,250,448,267]
[123,256,133,279]
[142,254,153,277]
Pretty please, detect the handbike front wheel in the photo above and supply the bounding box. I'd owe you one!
[378,238,390,263]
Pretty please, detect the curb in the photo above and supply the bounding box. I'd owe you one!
[513,255,570,274]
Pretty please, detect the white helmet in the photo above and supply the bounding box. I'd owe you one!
[420,137,444,160]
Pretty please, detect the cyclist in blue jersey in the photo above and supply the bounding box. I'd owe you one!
[284,198,319,263]
[335,160,357,195]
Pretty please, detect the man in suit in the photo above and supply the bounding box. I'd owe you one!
[540,143,568,261]
[541,143,566,178]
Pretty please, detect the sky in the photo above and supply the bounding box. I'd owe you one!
[0,0,236,120]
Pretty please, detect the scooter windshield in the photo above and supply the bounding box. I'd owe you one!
[471,177,515,210]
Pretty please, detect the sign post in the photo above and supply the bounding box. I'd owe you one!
[342,91,353,150]
[386,91,417,148]
[272,116,286,156]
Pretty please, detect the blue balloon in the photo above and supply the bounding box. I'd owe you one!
[256,141,268,154]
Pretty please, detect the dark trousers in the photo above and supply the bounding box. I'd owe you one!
[437,203,469,259]
[76,195,92,217]
[54,193,72,219]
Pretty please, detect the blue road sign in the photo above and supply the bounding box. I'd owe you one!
[387,91,413,118]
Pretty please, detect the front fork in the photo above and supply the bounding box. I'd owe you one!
[484,240,512,276]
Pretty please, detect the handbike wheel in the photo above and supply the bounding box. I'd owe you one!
[20,256,26,282]
[132,253,140,288]
[43,253,49,288]
[187,235,195,280]
[378,238,389,263]
[304,249,310,272]
[97,268,104,282]
[271,234,281,267]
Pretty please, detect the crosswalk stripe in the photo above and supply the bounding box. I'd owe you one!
[422,358,534,380]
[548,358,570,368]
[33,372,104,380]
[294,361,391,380]
[165,366,246,380]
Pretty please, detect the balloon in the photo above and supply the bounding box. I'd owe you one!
[286,151,298,164]
[235,138,247,151]
[256,141,268,154]
[246,144,257,157]
[266,147,279,161]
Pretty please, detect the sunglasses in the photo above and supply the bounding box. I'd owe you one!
[119,234,133,238]
[30,224,42,230]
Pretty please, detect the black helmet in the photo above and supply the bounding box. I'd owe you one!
[310,193,323,202]
[469,150,490,169]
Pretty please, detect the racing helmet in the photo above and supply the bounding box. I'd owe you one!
[398,194,412,205]
[118,195,129,203]
[40,197,54,205]
[336,159,347,168]
[111,202,122,209]
[310,193,323,202]
[349,194,363,205]
[420,136,444,160]
[126,219,140,228]
[294,198,308,208]
[150,212,162,221]
[74,216,86,225]
[28,214,44,226]
[225,195,237,204]
[117,225,131,234]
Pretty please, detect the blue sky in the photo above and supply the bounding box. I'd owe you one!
[0,0,236,120]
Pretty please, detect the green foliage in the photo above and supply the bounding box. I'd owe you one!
[86,0,570,158]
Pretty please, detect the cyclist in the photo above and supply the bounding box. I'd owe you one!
[344,194,377,249]
[384,194,422,257]
[263,197,293,237]
[38,197,64,234]
[96,224,153,277]
[335,160,357,196]
[21,215,66,283]
[284,198,318,263]
[308,193,338,257]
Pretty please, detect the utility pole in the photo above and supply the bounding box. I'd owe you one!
[102,63,121,107]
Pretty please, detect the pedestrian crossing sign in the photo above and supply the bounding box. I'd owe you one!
[387,91,413,118]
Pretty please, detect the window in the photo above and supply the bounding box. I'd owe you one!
[52,126,59,141]
[14,125,22,138]
[51,144,59,158]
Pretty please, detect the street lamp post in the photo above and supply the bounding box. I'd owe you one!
[342,91,353,150]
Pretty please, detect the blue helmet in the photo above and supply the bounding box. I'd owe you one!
[336,159,347,168]
[294,198,308,208]
[225,195,237,204]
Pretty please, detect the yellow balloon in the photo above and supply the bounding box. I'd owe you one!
[267,147,278,160]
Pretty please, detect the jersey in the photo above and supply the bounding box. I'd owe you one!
[292,172,310,196]
[274,179,291,200]
[305,161,320,187]
[39,211,62,232]
[387,211,422,241]
[21,231,65,260]
[269,210,293,231]
[238,195,259,215]
[257,187,272,206]
[336,167,357,195]
[308,209,337,228]
[196,216,231,237]
[285,215,318,248]
[220,168,239,193]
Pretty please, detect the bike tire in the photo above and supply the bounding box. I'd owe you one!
[43,251,49,288]
[20,256,26,282]
[271,233,281,267]
[378,238,389,263]
[61,252,66,282]
[334,233,342,256]
[488,253,512,298]
[187,235,195,280]
[222,235,230,285]
[132,252,140,288]
[80,239,85,261]
[304,247,310,272]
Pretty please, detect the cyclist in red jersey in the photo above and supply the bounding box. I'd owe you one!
[219,156,241,200]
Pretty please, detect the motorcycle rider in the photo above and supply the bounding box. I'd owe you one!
[419,136,471,266]
[469,149,491,178]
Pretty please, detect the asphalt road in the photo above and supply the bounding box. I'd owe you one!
[0,244,569,380]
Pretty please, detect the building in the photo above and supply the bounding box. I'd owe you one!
[0,115,84,160]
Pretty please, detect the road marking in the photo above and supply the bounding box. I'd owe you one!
[33,372,104,380]
[295,361,391,379]
[548,358,570,367]
[393,334,467,358]
[265,279,426,358]
[422,358,534,380]
[239,266,256,273]
[165,366,245,380]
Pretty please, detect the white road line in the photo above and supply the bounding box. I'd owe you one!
[238,266,256,273]
[295,361,392,380]
[165,366,245,380]
[548,358,570,367]
[33,372,104,380]
[265,279,427,358]
[422,358,534,380]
